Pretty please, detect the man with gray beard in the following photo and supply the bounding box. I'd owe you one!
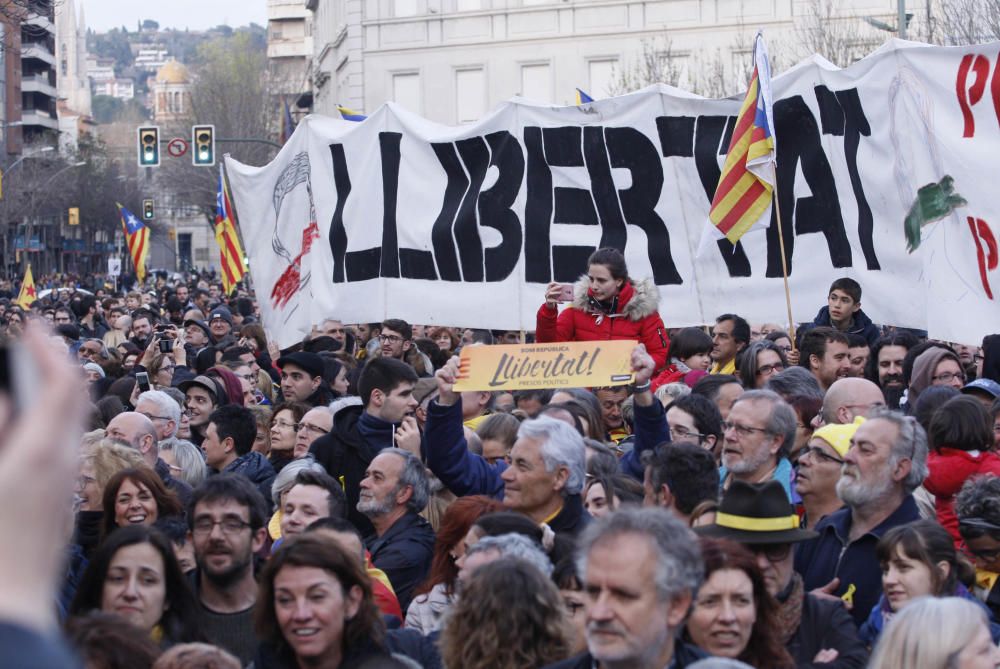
[358,448,435,610]
[719,389,798,501]
[794,409,927,626]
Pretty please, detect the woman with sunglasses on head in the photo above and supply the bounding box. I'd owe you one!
[859,519,999,647]
[957,474,1000,621]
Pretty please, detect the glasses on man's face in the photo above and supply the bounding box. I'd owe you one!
[298,422,330,435]
[932,371,966,384]
[798,445,844,466]
[192,517,252,535]
[748,543,793,563]
[140,412,171,422]
[671,425,706,442]
[721,421,771,438]
[379,334,404,344]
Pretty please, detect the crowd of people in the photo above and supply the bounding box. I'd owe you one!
[3,248,1000,669]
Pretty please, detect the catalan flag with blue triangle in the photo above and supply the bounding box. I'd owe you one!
[576,88,594,105]
[337,105,367,122]
[706,32,776,246]
[117,202,149,283]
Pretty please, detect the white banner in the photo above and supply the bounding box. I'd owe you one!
[226,40,1000,348]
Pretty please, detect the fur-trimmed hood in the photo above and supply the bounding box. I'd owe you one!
[570,274,660,321]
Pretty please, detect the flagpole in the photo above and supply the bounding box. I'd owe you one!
[772,184,796,347]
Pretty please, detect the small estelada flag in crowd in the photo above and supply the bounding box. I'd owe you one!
[215,166,247,295]
[698,31,777,255]
[117,202,149,283]
[337,105,367,122]
[15,263,36,309]
[575,88,594,105]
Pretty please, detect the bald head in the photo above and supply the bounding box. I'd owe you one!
[106,411,159,466]
[821,378,886,425]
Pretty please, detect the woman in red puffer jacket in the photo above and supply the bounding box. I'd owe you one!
[535,247,669,370]
[924,395,1000,546]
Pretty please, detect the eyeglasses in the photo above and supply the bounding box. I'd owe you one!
[968,546,1000,561]
[671,425,706,441]
[932,371,966,384]
[378,334,404,344]
[842,401,886,412]
[758,363,784,376]
[192,517,252,535]
[236,372,256,382]
[776,345,792,354]
[721,421,772,438]
[799,446,844,465]
[747,543,793,563]
[139,413,172,422]
[272,419,299,431]
[298,422,330,435]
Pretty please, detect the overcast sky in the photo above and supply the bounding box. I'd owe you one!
[83,0,267,32]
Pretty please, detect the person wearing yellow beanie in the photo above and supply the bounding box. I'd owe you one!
[796,417,865,529]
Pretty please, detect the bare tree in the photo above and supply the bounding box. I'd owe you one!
[793,0,884,67]
[608,36,685,96]
[937,0,1000,44]
[0,0,62,53]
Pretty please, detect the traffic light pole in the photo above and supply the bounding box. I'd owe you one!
[157,137,283,150]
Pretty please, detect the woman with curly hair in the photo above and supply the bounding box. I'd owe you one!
[684,538,794,669]
[439,559,571,669]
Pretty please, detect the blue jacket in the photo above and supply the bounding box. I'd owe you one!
[720,457,797,502]
[795,495,921,627]
[801,305,881,347]
[425,399,506,498]
[859,584,1000,646]
[365,511,436,612]
[619,395,671,480]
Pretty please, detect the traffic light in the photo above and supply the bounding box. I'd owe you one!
[142,198,154,221]
[137,126,160,166]
[192,125,215,166]
[68,207,79,226]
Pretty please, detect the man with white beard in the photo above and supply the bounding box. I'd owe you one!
[794,409,927,626]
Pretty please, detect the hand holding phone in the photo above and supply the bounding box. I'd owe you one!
[136,372,151,394]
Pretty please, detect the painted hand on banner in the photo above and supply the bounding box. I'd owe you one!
[394,417,421,458]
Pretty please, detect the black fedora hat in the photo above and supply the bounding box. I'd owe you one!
[695,480,818,544]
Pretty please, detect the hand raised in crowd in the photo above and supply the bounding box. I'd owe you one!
[394,416,421,458]
[786,347,800,366]
[435,355,462,406]
[172,327,188,367]
[0,325,88,633]
[631,343,657,407]
[267,336,280,362]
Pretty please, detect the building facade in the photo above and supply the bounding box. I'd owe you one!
[308,0,908,125]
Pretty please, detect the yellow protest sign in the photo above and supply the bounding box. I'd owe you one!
[453,340,636,392]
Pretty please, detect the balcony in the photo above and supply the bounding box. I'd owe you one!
[21,108,58,130]
[22,43,55,66]
[23,15,55,35]
[21,74,56,98]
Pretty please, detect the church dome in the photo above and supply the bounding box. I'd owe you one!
[156,59,190,84]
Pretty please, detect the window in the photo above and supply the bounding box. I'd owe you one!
[394,0,419,17]
[588,58,618,99]
[392,72,422,113]
[455,68,486,123]
[520,63,551,102]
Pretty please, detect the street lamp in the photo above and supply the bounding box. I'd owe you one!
[863,0,911,39]
[1,146,55,198]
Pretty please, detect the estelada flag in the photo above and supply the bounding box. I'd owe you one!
[702,31,777,249]
[215,166,246,295]
[15,263,36,309]
[117,202,149,283]
[337,105,367,122]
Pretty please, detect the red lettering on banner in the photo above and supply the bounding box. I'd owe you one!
[956,54,1000,138]
[967,216,998,300]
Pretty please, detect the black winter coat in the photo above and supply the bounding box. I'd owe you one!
[787,593,868,668]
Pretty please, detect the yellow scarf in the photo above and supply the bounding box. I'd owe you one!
[710,359,736,375]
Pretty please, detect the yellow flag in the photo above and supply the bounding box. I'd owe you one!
[15,264,36,309]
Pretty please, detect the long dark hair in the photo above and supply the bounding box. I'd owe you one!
[101,467,183,538]
[693,538,794,669]
[69,525,204,645]
[256,534,385,657]
[876,520,975,596]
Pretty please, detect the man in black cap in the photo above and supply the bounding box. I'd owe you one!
[698,481,868,667]
[207,306,237,348]
[277,351,332,407]
[183,318,211,358]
